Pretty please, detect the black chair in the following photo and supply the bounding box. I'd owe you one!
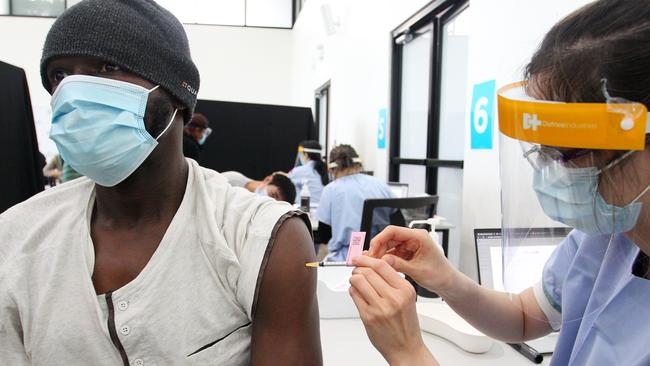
[359,196,439,250]
[359,195,440,298]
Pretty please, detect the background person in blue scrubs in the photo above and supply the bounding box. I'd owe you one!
[348,1,650,365]
[316,144,395,262]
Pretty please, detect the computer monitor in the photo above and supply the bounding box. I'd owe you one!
[474,227,572,293]
[387,182,409,198]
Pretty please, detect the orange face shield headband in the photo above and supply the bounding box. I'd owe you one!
[498,81,649,150]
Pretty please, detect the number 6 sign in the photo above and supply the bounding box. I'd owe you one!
[470,80,496,149]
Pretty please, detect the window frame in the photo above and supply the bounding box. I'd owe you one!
[314,80,331,160]
[388,0,468,195]
[3,0,68,18]
[292,0,305,26]
[1,0,296,29]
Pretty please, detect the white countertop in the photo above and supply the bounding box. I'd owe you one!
[320,316,551,365]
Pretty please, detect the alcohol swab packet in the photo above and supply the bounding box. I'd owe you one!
[346,231,366,266]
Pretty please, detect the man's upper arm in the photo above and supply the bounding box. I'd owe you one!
[250,216,323,366]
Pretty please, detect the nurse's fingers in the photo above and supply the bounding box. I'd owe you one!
[369,226,430,258]
[349,272,381,305]
[352,266,395,299]
[352,255,406,289]
[349,286,369,314]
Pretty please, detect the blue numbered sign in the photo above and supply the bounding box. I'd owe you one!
[377,108,387,149]
[470,80,496,149]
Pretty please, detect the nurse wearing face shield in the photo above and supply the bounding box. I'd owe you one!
[348,1,650,365]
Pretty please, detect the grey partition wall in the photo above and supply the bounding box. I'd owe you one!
[195,99,316,180]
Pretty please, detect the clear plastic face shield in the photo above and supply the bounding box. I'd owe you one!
[498,81,650,315]
[294,146,323,167]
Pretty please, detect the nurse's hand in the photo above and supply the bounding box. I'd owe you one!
[368,226,458,297]
[349,255,438,366]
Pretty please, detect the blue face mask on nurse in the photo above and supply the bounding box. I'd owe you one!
[530,146,650,235]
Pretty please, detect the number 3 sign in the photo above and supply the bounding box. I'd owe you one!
[470,80,496,149]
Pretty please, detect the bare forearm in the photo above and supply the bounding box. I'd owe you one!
[390,345,439,366]
[437,273,550,342]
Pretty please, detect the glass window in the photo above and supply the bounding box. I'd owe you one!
[390,0,467,195]
[155,0,246,26]
[154,0,293,28]
[398,28,432,160]
[436,7,469,259]
[5,0,292,28]
[399,165,426,196]
[246,0,292,28]
[66,0,83,8]
[11,0,65,16]
[438,9,470,161]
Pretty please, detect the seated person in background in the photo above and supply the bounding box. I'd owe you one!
[182,112,211,161]
[222,171,297,204]
[61,157,83,182]
[0,1,321,364]
[316,144,395,262]
[45,153,83,184]
[43,153,63,183]
[288,140,329,206]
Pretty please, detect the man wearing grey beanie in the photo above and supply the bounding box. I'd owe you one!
[0,1,322,365]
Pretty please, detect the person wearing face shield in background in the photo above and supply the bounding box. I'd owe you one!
[347,1,650,365]
[288,140,329,206]
[0,1,322,365]
[182,112,212,162]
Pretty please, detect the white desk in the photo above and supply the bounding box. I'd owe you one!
[320,317,551,365]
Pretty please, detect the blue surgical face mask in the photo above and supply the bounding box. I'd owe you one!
[198,132,208,145]
[49,75,177,187]
[533,152,650,235]
[255,185,268,197]
[294,152,304,167]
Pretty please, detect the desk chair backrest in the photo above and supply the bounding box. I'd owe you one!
[360,196,439,250]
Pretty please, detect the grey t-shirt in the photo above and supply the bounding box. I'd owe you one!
[0,159,302,365]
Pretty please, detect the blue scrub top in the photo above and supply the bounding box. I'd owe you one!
[288,161,324,205]
[538,230,650,365]
[316,173,395,262]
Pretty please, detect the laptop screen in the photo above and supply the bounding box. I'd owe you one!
[474,228,571,293]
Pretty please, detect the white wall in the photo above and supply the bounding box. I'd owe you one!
[0,17,294,160]
[185,25,293,106]
[458,0,593,278]
[290,0,432,180]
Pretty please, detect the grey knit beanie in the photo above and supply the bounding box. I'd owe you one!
[40,0,200,122]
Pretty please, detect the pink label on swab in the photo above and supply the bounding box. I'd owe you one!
[346,232,366,266]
